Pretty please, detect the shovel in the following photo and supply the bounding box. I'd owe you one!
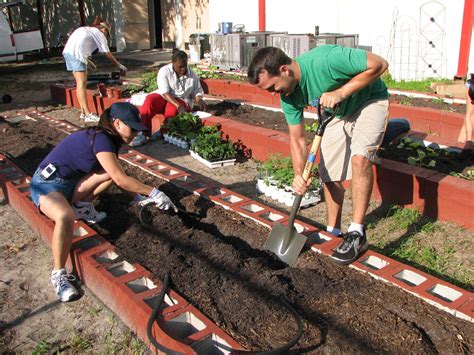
[265,101,337,265]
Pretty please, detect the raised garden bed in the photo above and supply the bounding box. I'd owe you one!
[1,114,473,353]
[201,103,474,230]
[200,79,471,145]
[49,83,474,229]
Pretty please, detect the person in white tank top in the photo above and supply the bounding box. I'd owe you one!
[62,16,128,123]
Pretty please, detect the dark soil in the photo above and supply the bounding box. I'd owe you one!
[208,100,289,133]
[0,117,472,353]
[389,94,466,114]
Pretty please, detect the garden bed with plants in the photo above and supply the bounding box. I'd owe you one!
[1,114,473,353]
[206,100,473,178]
[379,137,474,180]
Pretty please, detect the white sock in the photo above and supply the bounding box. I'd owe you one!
[348,222,364,235]
[326,226,342,236]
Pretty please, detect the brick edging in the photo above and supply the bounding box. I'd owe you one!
[2,112,471,353]
[27,111,474,321]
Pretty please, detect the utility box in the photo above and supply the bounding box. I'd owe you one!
[314,33,359,48]
[210,33,266,70]
[269,34,317,58]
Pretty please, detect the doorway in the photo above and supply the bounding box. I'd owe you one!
[153,0,162,48]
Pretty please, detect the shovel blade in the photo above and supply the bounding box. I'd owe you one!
[265,222,307,266]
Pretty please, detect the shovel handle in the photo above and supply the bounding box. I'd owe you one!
[302,135,322,181]
[287,132,322,225]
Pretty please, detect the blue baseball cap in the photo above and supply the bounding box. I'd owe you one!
[110,102,148,131]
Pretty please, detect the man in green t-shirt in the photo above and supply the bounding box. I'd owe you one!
[248,45,389,265]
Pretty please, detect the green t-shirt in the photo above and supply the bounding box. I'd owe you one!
[281,45,388,125]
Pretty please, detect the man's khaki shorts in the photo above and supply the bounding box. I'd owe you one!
[318,99,389,183]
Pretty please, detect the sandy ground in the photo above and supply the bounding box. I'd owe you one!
[0,59,153,353]
[0,57,472,352]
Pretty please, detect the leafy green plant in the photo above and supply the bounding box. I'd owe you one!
[397,137,421,150]
[190,126,237,161]
[126,84,142,95]
[164,112,203,140]
[140,71,158,92]
[190,64,220,79]
[407,149,437,168]
[450,169,474,181]
[256,153,320,190]
[398,97,416,106]
[305,121,319,133]
[397,138,437,168]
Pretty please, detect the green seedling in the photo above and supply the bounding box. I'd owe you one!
[190,125,237,161]
[140,71,158,92]
[164,112,203,140]
[450,169,474,181]
[398,97,416,106]
[407,149,436,168]
[304,121,319,133]
[190,64,220,79]
[256,153,320,191]
[397,137,421,150]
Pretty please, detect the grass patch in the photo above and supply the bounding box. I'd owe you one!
[386,205,421,231]
[70,334,92,352]
[32,339,51,354]
[382,73,450,92]
[392,236,453,274]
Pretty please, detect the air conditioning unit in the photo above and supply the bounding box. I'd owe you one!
[210,33,266,70]
[270,34,316,58]
[269,34,290,56]
[249,31,287,46]
[288,34,317,58]
[314,33,359,48]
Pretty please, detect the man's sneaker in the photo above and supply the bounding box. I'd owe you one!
[80,113,86,120]
[51,269,79,302]
[84,113,100,123]
[72,201,107,223]
[129,133,148,147]
[331,230,369,265]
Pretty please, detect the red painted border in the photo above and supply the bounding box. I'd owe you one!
[0,154,244,354]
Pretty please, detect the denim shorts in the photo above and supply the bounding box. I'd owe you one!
[63,53,86,72]
[30,168,80,207]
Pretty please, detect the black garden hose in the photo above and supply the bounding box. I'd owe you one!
[146,272,184,355]
[139,206,304,354]
[243,297,303,355]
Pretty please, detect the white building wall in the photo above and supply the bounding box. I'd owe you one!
[209,0,259,33]
[209,0,467,80]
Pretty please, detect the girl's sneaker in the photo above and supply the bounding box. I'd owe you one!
[51,269,78,302]
[84,113,100,123]
[72,201,107,223]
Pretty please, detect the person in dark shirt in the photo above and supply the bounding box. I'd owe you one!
[30,102,176,302]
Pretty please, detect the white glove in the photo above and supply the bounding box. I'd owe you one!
[138,188,177,212]
[118,64,128,72]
